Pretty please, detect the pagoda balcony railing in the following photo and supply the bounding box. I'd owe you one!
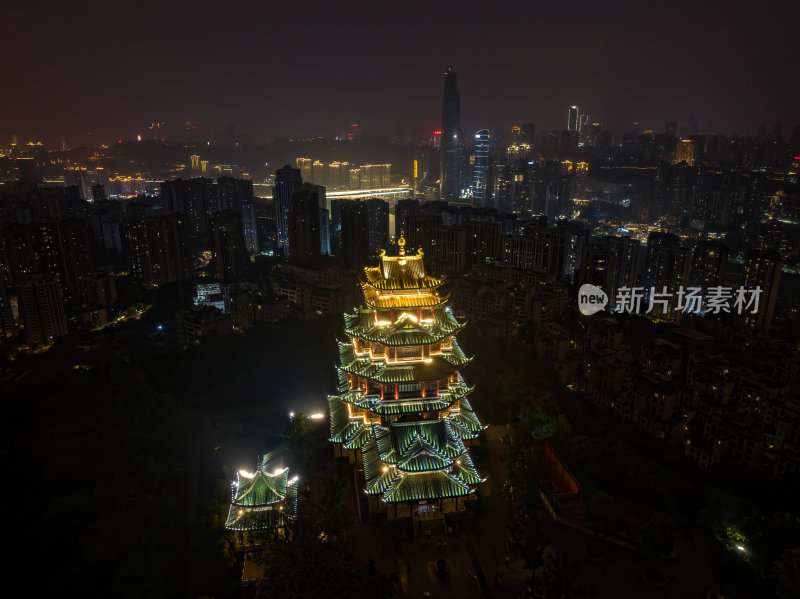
[396,389,436,401]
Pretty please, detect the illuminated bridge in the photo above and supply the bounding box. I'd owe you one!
[253,184,412,200]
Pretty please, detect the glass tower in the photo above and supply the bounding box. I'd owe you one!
[440,67,461,201]
[471,129,490,205]
[568,105,580,132]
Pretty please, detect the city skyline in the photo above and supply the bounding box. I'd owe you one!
[3,0,799,145]
[5,3,800,596]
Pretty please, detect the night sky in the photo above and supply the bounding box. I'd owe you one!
[4,0,799,145]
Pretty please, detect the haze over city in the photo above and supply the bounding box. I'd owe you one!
[4,0,800,145]
[4,1,800,598]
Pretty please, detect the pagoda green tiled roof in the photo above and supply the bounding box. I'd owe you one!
[382,470,473,503]
[388,420,466,462]
[450,452,484,486]
[343,308,464,347]
[327,394,376,450]
[336,369,350,393]
[396,440,453,472]
[232,468,289,506]
[225,460,298,531]
[225,503,295,531]
[360,423,485,502]
[446,396,486,439]
[363,440,397,495]
[337,341,471,384]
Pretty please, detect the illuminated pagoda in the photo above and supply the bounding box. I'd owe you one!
[225,455,299,548]
[328,235,485,522]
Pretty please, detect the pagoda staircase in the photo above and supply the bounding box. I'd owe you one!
[413,512,447,538]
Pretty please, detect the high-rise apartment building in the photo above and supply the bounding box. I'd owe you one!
[340,201,370,268]
[740,250,782,332]
[127,215,191,287]
[273,165,304,254]
[0,281,14,338]
[689,240,728,296]
[17,274,68,347]
[288,188,323,266]
[296,158,312,183]
[55,218,92,296]
[578,243,615,297]
[212,210,247,281]
[0,223,36,284]
[161,178,214,239]
[215,177,258,254]
[644,232,691,321]
[597,235,640,309]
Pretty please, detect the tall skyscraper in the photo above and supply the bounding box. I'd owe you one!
[273,165,304,255]
[471,129,490,206]
[440,67,461,201]
[568,106,580,132]
[17,274,68,347]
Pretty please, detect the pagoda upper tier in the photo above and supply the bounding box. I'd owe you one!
[361,236,447,309]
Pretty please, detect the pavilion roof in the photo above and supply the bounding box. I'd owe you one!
[225,458,298,531]
[362,286,448,309]
[343,307,464,346]
[362,239,443,292]
[337,340,471,384]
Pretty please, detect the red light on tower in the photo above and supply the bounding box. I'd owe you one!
[351,123,359,128]
[433,130,442,136]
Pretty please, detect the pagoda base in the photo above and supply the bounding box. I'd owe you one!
[367,495,475,520]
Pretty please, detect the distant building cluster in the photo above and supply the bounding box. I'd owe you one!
[537,316,800,477]
[294,158,391,190]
